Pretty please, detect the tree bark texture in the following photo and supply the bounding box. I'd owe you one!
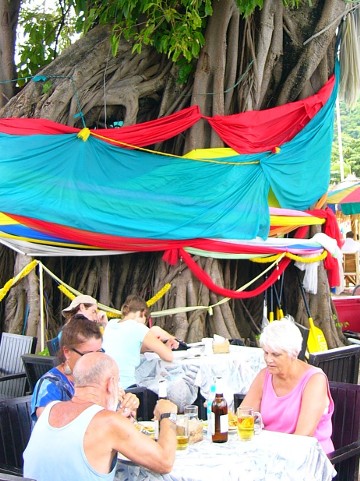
[0,0,20,107]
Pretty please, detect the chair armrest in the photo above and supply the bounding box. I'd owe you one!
[0,372,26,382]
[328,440,360,464]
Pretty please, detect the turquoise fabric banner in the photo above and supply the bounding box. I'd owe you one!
[0,65,338,242]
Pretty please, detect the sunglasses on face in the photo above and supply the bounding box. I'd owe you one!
[71,347,105,356]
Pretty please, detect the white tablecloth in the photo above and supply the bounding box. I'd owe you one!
[115,430,336,481]
[135,345,265,411]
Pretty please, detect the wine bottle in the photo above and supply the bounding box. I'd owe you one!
[211,376,228,443]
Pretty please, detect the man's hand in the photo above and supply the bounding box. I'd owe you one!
[118,388,140,419]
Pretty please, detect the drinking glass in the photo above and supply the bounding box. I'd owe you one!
[236,406,262,441]
[176,415,189,450]
[184,404,203,443]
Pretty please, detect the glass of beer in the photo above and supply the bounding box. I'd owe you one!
[236,406,262,441]
[176,415,189,450]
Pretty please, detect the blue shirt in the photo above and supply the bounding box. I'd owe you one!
[31,367,74,421]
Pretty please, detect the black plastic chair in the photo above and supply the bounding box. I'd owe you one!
[308,344,360,383]
[125,386,158,421]
[46,336,60,357]
[233,393,246,411]
[0,334,37,398]
[294,322,310,361]
[0,395,32,476]
[328,381,360,481]
[21,354,59,393]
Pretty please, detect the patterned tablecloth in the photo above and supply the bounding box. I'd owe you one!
[135,345,266,411]
[116,430,336,481]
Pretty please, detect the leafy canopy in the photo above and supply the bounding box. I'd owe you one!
[17,0,303,80]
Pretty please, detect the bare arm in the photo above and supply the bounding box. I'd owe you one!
[294,372,329,437]
[87,399,177,474]
[149,326,179,350]
[141,330,174,362]
[241,369,266,412]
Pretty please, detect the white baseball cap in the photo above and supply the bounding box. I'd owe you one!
[62,295,97,314]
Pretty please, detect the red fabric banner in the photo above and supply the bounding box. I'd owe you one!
[0,73,334,154]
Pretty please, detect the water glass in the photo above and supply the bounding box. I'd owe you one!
[184,404,203,443]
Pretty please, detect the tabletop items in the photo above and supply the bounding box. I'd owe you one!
[116,430,336,481]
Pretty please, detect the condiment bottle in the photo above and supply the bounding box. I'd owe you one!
[207,383,216,440]
[211,376,228,443]
[158,379,168,399]
[155,379,168,440]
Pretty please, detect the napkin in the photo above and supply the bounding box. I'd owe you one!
[212,334,230,353]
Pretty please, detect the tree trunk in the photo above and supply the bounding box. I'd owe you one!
[0,0,20,107]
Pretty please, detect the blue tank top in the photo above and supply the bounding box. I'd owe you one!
[24,401,117,481]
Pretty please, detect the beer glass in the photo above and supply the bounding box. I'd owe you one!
[236,406,262,441]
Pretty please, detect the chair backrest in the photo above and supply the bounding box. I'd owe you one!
[0,334,37,399]
[308,344,360,384]
[343,252,360,287]
[329,381,360,481]
[46,336,60,356]
[0,334,37,376]
[125,386,158,422]
[0,395,32,476]
[21,354,59,393]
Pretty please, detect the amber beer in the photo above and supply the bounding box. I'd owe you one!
[237,413,255,441]
[236,406,262,441]
[211,376,228,443]
[176,415,189,450]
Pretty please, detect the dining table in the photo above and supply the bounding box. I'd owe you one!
[115,429,336,481]
[135,344,266,411]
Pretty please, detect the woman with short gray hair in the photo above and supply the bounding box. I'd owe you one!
[242,316,334,453]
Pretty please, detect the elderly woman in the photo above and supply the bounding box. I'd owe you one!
[242,316,334,453]
[31,315,139,421]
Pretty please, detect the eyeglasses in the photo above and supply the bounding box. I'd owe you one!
[71,347,105,356]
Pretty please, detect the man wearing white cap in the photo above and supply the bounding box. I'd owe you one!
[62,294,108,328]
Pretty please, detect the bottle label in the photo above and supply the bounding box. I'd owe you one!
[219,413,228,433]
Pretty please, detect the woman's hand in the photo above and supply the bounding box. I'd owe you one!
[164,338,179,350]
[96,310,108,326]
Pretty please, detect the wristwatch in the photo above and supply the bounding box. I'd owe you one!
[160,412,177,424]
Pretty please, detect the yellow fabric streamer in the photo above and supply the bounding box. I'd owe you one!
[147,283,171,307]
[77,128,91,141]
[252,250,327,264]
[58,285,76,300]
[0,260,38,302]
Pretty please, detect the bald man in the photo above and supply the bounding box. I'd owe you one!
[24,352,177,481]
